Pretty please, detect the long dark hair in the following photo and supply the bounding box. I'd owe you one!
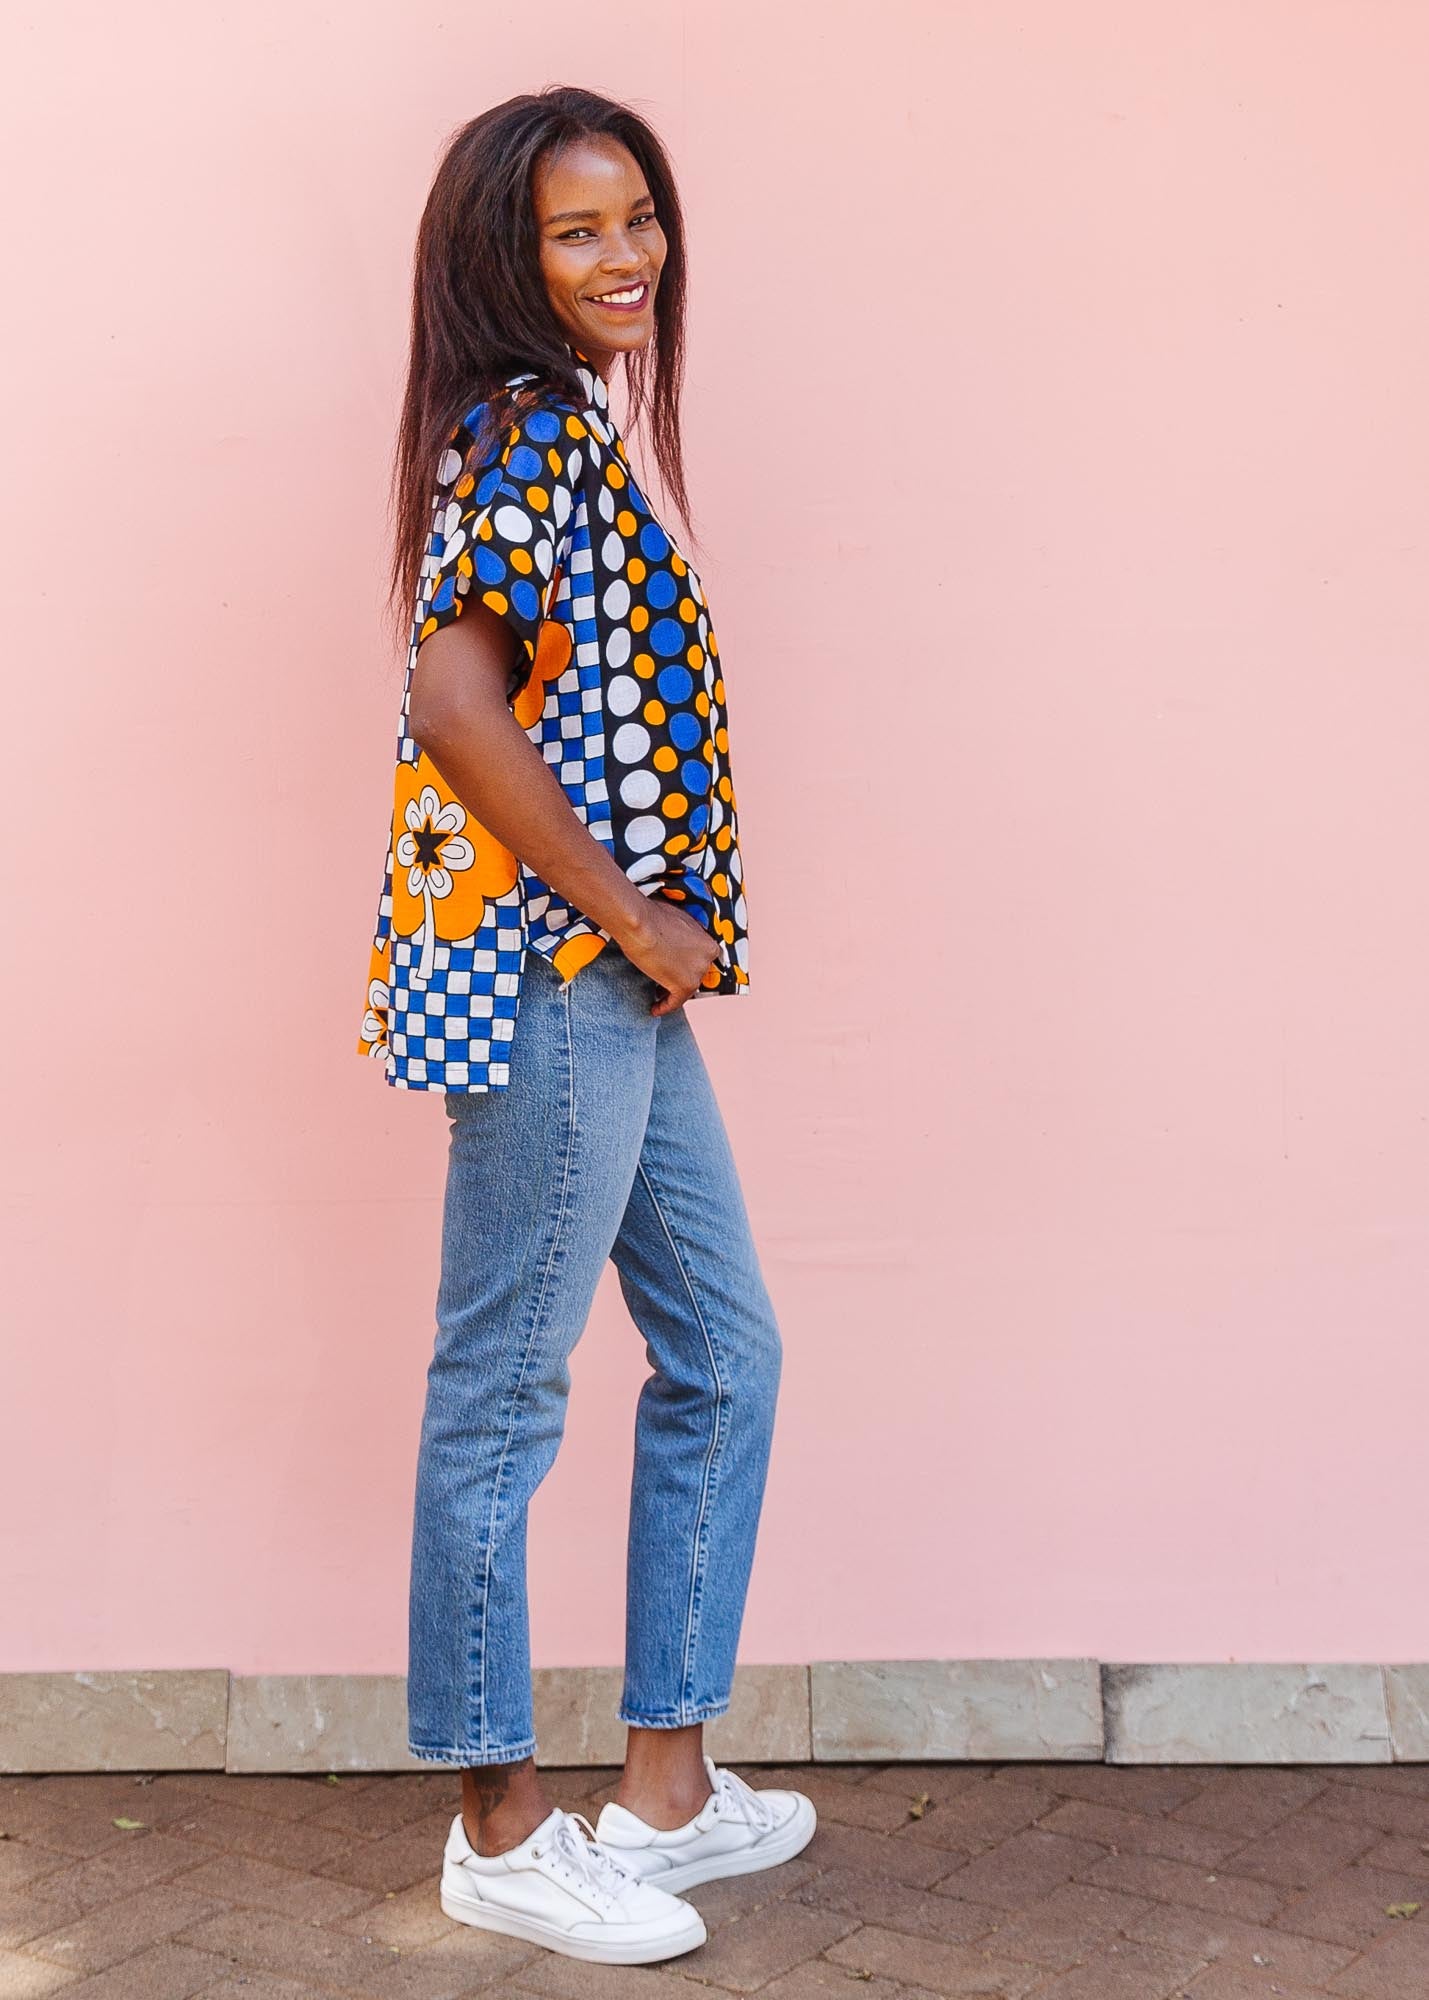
[388,86,693,640]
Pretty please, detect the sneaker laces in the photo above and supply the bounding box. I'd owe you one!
[710,1763,778,1834]
[537,1810,636,1900]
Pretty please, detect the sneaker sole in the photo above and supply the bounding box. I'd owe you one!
[439,1879,707,1964]
[630,1794,818,1895]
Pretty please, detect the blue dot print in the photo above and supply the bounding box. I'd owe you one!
[509,578,541,623]
[505,444,543,482]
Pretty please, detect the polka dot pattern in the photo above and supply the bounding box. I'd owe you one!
[358,344,748,1095]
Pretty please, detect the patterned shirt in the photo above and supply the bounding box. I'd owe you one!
[356,344,749,1091]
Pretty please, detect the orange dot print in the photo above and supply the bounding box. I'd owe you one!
[552,931,607,980]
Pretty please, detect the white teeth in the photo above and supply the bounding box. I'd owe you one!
[593,284,646,304]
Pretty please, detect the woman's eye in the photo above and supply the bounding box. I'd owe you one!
[556,214,655,241]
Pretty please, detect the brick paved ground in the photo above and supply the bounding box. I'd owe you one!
[4,1760,1429,1997]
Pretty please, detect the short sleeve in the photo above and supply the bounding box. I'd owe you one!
[419,397,584,666]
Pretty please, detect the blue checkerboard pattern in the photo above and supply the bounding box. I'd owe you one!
[385,931,525,1091]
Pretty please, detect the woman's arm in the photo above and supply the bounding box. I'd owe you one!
[408,604,720,1015]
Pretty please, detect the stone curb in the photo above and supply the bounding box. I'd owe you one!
[3,1662,1427,1771]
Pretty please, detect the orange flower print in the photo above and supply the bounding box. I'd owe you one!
[512,602,573,729]
[359,969,389,1058]
[390,753,518,981]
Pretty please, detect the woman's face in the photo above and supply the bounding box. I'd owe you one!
[533,136,666,378]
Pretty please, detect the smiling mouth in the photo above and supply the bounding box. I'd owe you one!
[588,281,650,309]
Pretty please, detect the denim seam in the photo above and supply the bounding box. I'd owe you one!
[634,1158,727,1715]
[616,1698,731,1729]
[469,979,578,1759]
[409,1735,538,1768]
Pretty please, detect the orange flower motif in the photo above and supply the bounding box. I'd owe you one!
[390,753,518,981]
[355,937,391,1058]
[512,600,574,729]
[360,973,389,1056]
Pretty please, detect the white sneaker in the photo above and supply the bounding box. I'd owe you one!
[439,1804,707,1964]
[593,1753,817,1894]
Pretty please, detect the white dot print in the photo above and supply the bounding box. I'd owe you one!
[625,815,665,853]
[619,769,661,809]
[493,504,532,544]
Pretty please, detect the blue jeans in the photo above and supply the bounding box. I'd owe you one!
[407,942,783,1766]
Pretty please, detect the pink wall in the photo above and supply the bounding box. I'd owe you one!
[5,2,1429,1677]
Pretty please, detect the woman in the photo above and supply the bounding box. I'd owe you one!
[355,86,814,1966]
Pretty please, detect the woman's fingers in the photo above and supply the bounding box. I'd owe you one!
[650,977,701,1016]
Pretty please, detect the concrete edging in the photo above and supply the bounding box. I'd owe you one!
[3,1662,1428,1772]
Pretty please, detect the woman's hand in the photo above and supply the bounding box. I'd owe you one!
[616,896,722,1016]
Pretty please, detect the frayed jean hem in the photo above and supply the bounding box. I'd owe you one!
[407,1737,538,1768]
